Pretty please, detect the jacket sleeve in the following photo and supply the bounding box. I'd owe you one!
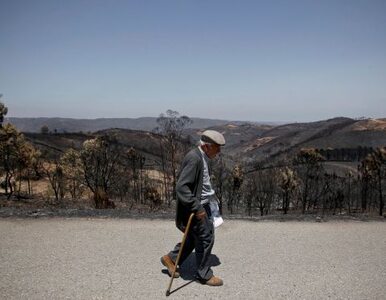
[176,156,204,213]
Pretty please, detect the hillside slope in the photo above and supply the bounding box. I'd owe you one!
[24,128,191,168]
[22,117,386,169]
[222,117,386,164]
[6,117,252,133]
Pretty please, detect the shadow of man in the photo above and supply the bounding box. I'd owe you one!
[161,254,221,281]
[161,254,222,295]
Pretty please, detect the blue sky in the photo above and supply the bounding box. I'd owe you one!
[1,0,385,122]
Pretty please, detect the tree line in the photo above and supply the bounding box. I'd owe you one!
[0,102,191,210]
[0,98,385,216]
[211,148,385,217]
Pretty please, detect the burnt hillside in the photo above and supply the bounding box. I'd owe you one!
[24,129,192,168]
[212,117,386,166]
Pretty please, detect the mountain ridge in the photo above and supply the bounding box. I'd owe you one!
[5,117,273,133]
[20,117,386,174]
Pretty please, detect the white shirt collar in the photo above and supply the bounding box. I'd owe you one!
[198,146,210,160]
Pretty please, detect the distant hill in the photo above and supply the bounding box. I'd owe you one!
[221,117,386,165]
[184,123,274,149]
[5,117,266,133]
[18,116,386,174]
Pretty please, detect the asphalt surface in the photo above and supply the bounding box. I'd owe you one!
[1,218,385,300]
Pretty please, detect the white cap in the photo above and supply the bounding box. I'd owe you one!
[201,130,226,146]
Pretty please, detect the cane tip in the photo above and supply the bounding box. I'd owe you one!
[166,290,170,297]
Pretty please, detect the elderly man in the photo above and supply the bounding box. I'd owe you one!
[161,130,225,287]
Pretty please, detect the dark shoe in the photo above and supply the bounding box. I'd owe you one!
[200,275,223,286]
[161,255,180,278]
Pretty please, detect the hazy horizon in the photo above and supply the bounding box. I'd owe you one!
[1,0,386,122]
[4,108,386,124]
[6,114,380,126]
[6,114,282,125]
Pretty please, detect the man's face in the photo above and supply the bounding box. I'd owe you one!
[203,143,221,159]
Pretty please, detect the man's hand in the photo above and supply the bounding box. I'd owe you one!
[195,210,207,221]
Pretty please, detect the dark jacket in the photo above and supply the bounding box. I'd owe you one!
[175,147,206,232]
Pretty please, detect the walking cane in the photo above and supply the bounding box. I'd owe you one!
[166,213,195,297]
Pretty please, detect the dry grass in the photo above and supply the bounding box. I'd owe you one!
[0,178,50,196]
[243,136,276,152]
[143,169,165,181]
[350,119,386,131]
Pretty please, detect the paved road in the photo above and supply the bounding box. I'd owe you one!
[1,218,385,299]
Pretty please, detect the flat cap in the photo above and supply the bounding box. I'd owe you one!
[201,130,226,146]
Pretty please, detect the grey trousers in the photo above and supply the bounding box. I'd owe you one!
[168,204,215,281]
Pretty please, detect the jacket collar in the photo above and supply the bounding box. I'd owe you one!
[198,145,210,161]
